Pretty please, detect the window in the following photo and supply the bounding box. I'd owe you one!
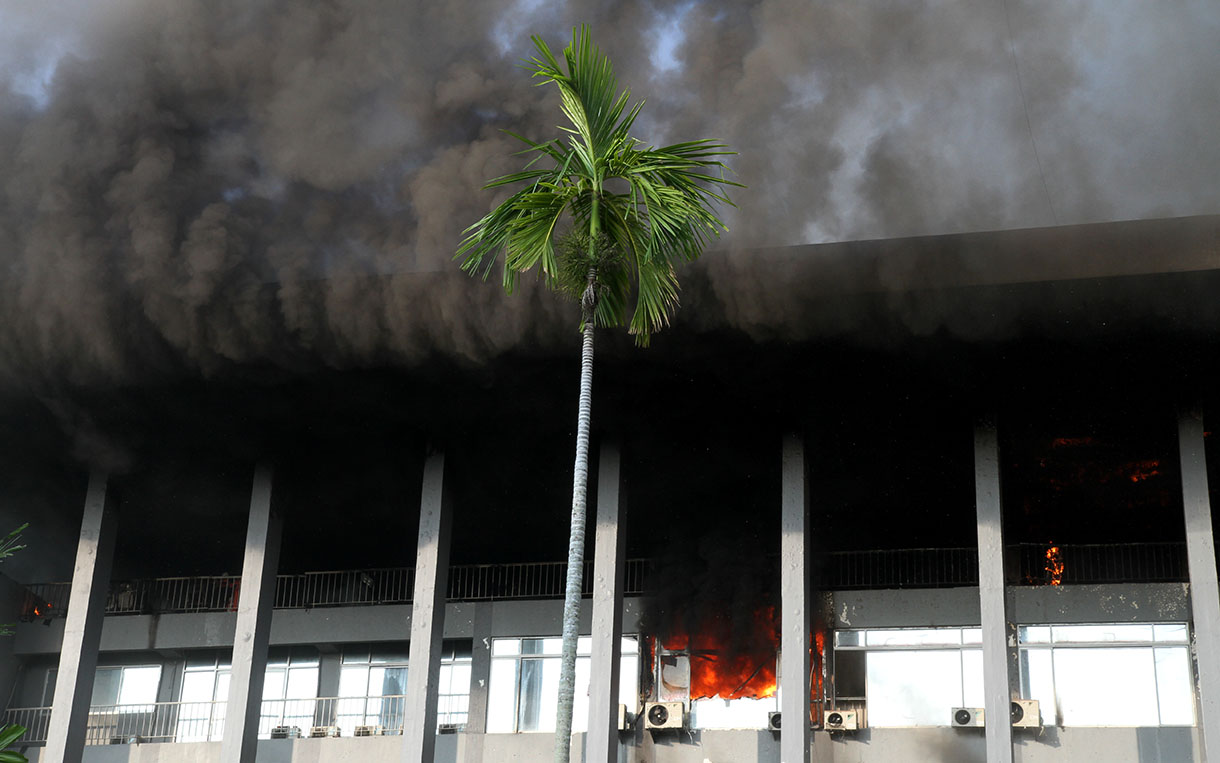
[44,665,161,710]
[1019,623,1194,726]
[487,636,639,733]
[259,648,320,737]
[177,655,230,742]
[334,642,471,735]
[834,627,982,727]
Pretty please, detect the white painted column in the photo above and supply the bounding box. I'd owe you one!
[220,465,281,763]
[586,442,625,763]
[974,419,1013,763]
[780,434,811,763]
[1178,406,1220,759]
[44,471,116,763]
[403,451,453,762]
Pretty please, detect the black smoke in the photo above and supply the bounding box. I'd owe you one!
[0,1,1216,395]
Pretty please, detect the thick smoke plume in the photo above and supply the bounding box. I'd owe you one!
[0,0,1217,392]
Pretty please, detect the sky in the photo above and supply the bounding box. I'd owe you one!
[0,0,1216,390]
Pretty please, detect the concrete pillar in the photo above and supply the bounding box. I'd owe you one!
[780,434,811,763]
[465,603,493,734]
[220,465,281,763]
[1178,407,1220,758]
[43,471,117,763]
[315,651,342,726]
[587,442,625,763]
[403,451,453,762]
[974,419,1013,763]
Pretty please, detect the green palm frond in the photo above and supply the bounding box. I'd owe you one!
[456,24,740,344]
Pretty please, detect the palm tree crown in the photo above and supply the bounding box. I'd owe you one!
[457,24,739,340]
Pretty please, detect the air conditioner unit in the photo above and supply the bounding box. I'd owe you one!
[437,722,464,734]
[825,710,859,731]
[1011,699,1041,728]
[952,707,984,728]
[109,735,141,745]
[353,725,381,737]
[767,711,782,731]
[309,725,341,738]
[270,726,302,739]
[644,701,685,730]
[617,703,632,731]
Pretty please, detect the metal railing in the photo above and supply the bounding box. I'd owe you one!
[818,547,980,590]
[1013,542,1187,586]
[21,559,651,620]
[2,694,469,746]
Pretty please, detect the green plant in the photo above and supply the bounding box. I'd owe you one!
[458,25,738,762]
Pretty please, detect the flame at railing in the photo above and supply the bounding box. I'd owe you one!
[1044,543,1064,586]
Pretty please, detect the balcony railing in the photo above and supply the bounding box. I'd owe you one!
[1,694,468,746]
[21,558,651,620]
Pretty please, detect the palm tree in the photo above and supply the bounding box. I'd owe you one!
[457,26,739,762]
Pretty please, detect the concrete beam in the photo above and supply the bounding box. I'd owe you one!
[220,465,281,763]
[43,471,117,763]
[586,442,625,763]
[1178,407,1220,758]
[780,434,811,763]
[403,450,453,762]
[974,419,1013,763]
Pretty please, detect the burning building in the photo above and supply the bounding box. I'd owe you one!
[0,215,1218,762]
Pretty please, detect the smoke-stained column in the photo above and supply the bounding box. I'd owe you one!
[465,603,493,735]
[402,450,452,762]
[780,434,811,763]
[220,465,281,763]
[587,442,625,763]
[44,471,117,763]
[1178,407,1220,758]
[974,419,1013,763]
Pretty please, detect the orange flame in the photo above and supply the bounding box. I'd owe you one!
[660,605,780,700]
[1044,544,1064,586]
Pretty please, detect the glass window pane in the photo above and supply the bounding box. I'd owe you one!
[1154,624,1189,643]
[379,667,408,697]
[1020,626,1051,644]
[577,637,592,655]
[518,658,561,731]
[262,668,286,700]
[542,638,563,656]
[339,666,368,698]
[962,628,982,645]
[961,650,984,708]
[622,636,639,655]
[285,667,318,699]
[181,671,215,704]
[866,629,961,647]
[835,631,862,648]
[342,648,370,664]
[866,650,963,726]
[91,668,121,706]
[1053,648,1157,725]
[448,664,472,695]
[1021,648,1057,726]
[371,648,410,665]
[215,672,230,702]
[571,656,591,732]
[118,666,161,705]
[487,659,519,733]
[692,697,777,729]
[834,651,866,699]
[1052,624,1153,644]
[619,654,639,708]
[493,639,520,657]
[186,655,218,669]
[1154,647,1195,726]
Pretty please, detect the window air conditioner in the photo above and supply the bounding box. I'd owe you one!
[437,723,464,734]
[270,726,302,739]
[1011,699,1041,728]
[767,711,782,731]
[825,710,859,731]
[353,725,381,737]
[644,701,685,730]
[309,725,341,738]
[952,707,984,728]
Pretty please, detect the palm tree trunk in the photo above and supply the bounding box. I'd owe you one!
[553,272,597,763]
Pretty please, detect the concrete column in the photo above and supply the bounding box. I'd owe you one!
[220,465,281,763]
[1178,407,1220,758]
[587,442,625,763]
[465,603,493,734]
[44,471,117,763]
[403,451,453,762]
[315,651,342,726]
[974,419,1013,763]
[780,434,811,763]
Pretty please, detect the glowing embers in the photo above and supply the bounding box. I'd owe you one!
[656,606,780,700]
[1044,543,1064,586]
